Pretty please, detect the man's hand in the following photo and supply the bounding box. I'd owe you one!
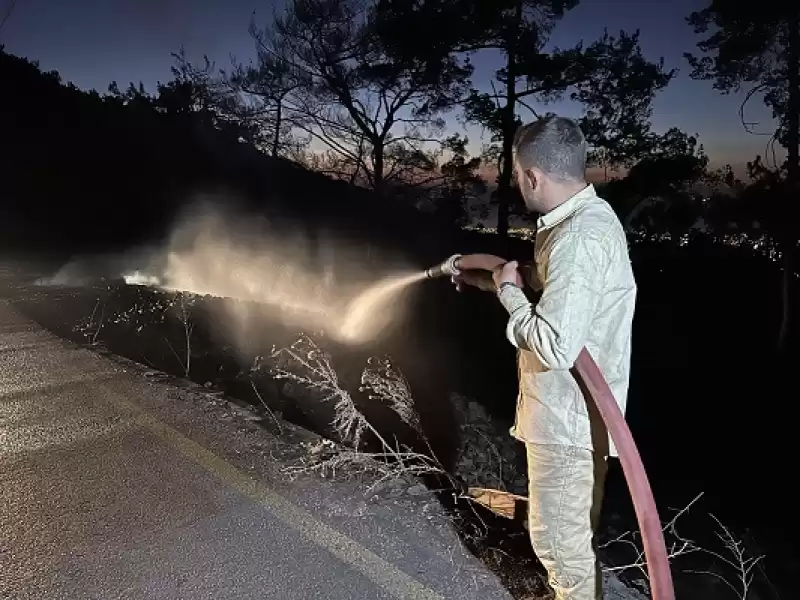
[493,261,524,290]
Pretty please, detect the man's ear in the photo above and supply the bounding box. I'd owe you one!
[524,167,539,190]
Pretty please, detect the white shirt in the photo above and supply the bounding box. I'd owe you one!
[497,184,637,457]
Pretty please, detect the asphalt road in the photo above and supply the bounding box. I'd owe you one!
[0,265,512,600]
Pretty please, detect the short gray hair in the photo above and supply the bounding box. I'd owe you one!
[513,116,587,181]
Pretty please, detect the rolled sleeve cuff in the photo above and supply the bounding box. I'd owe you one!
[497,284,529,315]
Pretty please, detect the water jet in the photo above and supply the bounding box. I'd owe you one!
[336,272,427,343]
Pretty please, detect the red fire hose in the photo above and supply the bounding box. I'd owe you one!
[433,253,675,600]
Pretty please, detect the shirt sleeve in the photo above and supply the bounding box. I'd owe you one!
[497,232,609,370]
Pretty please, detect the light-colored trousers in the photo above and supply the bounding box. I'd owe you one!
[526,443,608,600]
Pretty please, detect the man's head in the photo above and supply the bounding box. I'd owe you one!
[513,116,588,214]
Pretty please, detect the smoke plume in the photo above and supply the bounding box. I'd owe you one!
[121,197,422,347]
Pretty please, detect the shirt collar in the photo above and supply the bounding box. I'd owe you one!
[536,184,596,231]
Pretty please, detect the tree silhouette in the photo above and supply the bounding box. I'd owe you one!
[602,128,710,231]
[243,0,472,195]
[425,134,488,226]
[373,0,674,236]
[164,49,265,148]
[686,1,800,352]
[229,35,310,158]
[627,129,709,195]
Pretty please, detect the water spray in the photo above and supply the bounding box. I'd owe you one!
[338,271,427,342]
[425,253,675,600]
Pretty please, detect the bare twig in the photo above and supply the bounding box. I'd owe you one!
[91,298,106,345]
[739,84,771,136]
[250,380,283,434]
[266,334,457,492]
[684,514,764,600]
[601,492,703,579]
[0,0,17,34]
[179,295,193,376]
[602,492,767,599]
[738,83,783,171]
[360,357,424,437]
[166,293,194,377]
[164,338,185,373]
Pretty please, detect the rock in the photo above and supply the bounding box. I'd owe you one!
[602,568,650,599]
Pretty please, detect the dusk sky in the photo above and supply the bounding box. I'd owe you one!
[1,0,784,172]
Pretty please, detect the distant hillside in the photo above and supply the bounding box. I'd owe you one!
[2,47,530,268]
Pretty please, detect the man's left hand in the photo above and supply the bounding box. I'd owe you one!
[493,261,524,289]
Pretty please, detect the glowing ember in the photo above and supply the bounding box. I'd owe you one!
[123,271,161,287]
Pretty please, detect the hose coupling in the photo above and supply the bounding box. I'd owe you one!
[424,254,463,279]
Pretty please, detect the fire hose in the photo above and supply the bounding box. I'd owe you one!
[426,253,675,600]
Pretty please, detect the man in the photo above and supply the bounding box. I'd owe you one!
[457,116,637,599]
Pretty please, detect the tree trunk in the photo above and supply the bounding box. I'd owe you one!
[496,2,523,239]
[349,134,365,186]
[271,99,282,158]
[778,11,799,354]
[497,98,515,239]
[372,142,385,196]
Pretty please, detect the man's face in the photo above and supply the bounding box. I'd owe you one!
[514,157,544,213]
